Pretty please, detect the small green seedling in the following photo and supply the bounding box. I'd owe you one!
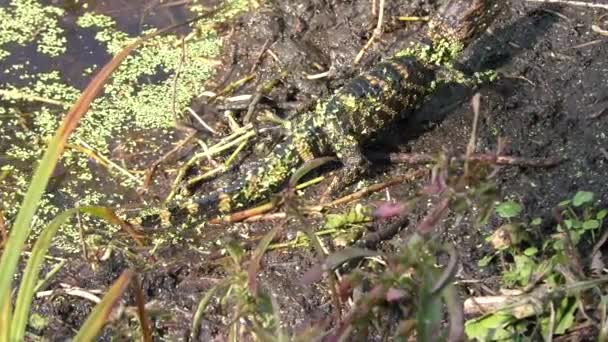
[469,192,608,341]
[478,200,532,274]
[550,191,605,252]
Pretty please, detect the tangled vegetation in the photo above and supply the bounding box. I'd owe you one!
[1,0,607,340]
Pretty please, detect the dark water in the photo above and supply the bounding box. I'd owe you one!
[0,0,191,89]
[0,0,200,223]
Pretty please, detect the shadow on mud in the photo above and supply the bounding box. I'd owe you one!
[374,4,563,155]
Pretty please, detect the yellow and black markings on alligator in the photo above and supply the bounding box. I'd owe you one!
[130,0,502,228]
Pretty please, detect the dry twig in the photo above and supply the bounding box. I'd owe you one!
[373,152,562,168]
[141,132,197,191]
[465,93,482,177]
[354,0,385,64]
[0,89,69,107]
[214,170,423,223]
[525,0,608,10]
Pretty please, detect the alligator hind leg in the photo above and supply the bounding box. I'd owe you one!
[328,133,371,195]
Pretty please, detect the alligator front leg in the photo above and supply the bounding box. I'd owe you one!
[328,133,371,194]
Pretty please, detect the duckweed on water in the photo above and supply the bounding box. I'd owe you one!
[0,0,251,251]
[0,0,66,59]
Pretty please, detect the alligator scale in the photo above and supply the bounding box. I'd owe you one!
[132,0,502,228]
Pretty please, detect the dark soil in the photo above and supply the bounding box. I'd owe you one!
[30,0,608,340]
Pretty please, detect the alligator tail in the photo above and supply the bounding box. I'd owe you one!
[129,137,305,228]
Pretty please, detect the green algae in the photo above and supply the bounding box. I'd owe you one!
[0,0,66,59]
[0,0,252,252]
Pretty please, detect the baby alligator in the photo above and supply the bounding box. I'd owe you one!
[134,0,502,228]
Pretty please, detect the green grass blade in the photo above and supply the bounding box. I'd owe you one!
[73,270,134,341]
[191,283,224,340]
[0,20,175,317]
[0,13,215,341]
[10,208,75,341]
[0,290,12,342]
[11,206,112,341]
[0,65,112,321]
[0,123,70,332]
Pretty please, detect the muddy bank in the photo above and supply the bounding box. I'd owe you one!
[8,0,608,339]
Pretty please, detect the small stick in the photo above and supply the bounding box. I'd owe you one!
[305,71,331,80]
[266,49,281,63]
[77,213,89,262]
[243,71,287,124]
[36,287,102,303]
[0,89,68,107]
[222,170,423,223]
[375,0,385,36]
[374,152,562,167]
[195,137,216,167]
[524,0,608,10]
[572,39,606,49]
[184,107,218,134]
[588,106,607,119]
[354,0,385,64]
[172,37,187,122]
[184,165,226,187]
[465,93,482,178]
[186,129,256,168]
[185,124,254,168]
[208,74,255,101]
[244,212,288,222]
[249,38,271,73]
[397,16,430,22]
[313,169,423,210]
[68,138,143,185]
[222,137,249,167]
[209,198,281,224]
[214,122,255,146]
[295,176,325,190]
[225,94,253,102]
[141,132,196,190]
[165,127,256,202]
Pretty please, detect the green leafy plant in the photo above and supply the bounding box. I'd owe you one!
[191,235,290,341]
[551,191,606,251]
[477,200,532,274]
[468,191,608,341]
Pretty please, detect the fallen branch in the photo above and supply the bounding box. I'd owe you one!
[211,169,424,223]
[314,169,423,210]
[356,214,409,248]
[524,0,608,10]
[371,152,562,168]
[208,198,281,224]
